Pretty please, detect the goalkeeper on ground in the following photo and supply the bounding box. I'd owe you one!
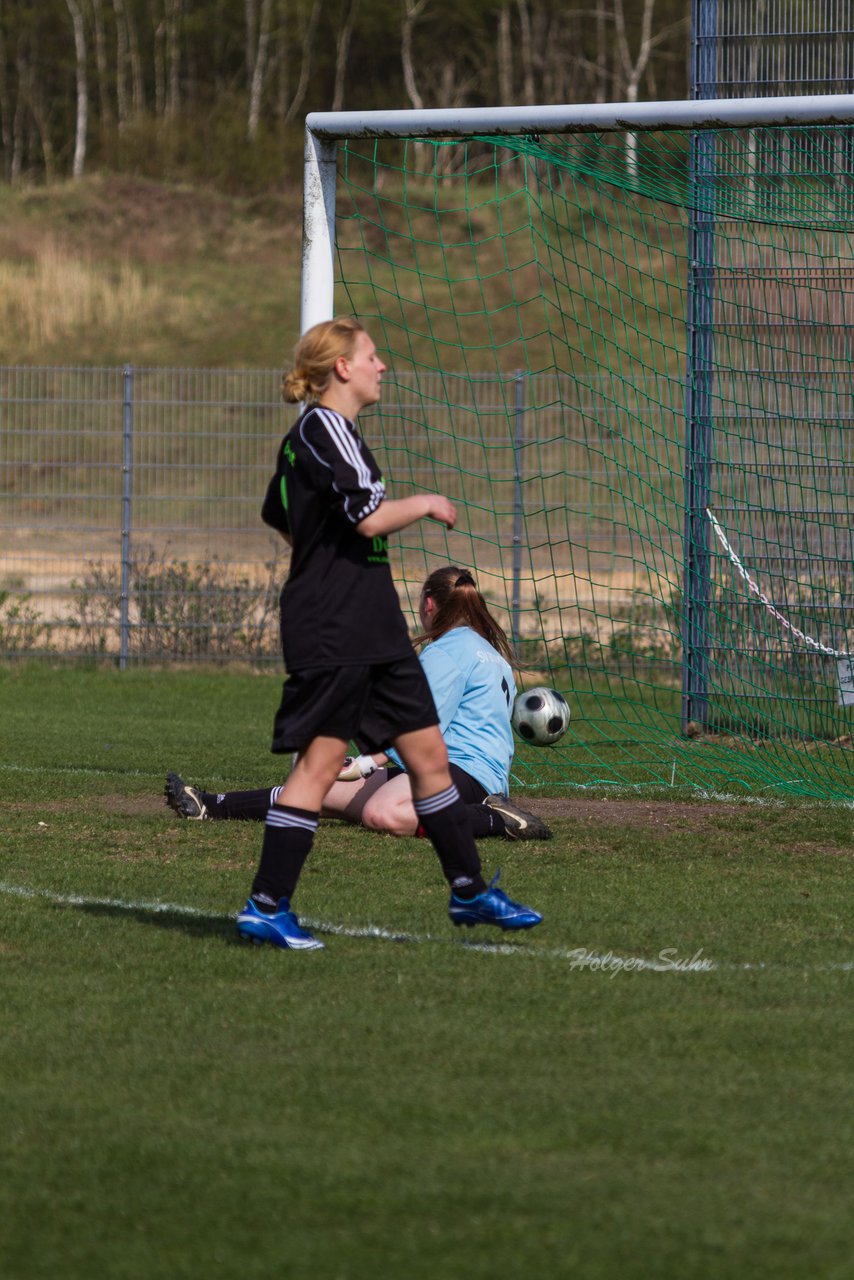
[166,564,551,842]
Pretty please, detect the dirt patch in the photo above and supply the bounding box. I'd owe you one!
[12,794,167,819]
[100,794,167,818]
[786,842,853,859]
[526,797,742,830]
[523,796,853,854]
[90,792,742,830]
[11,792,853,856]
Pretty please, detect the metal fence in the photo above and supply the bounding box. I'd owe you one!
[693,0,854,100]
[1,365,677,665]
[1,365,289,664]
[685,0,854,725]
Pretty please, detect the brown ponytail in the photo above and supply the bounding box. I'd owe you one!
[416,565,513,663]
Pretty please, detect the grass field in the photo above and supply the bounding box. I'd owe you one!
[1,664,852,1280]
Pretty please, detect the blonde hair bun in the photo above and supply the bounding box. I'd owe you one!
[280,316,365,405]
[282,371,312,403]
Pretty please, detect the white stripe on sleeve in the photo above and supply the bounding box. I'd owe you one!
[301,407,385,522]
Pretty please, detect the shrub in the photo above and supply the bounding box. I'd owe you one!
[67,548,283,661]
[0,590,52,655]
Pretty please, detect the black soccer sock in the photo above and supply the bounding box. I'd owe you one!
[250,804,319,908]
[413,784,487,898]
[467,804,506,839]
[417,808,506,840]
[202,787,277,821]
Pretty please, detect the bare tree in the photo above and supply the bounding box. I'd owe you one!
[538,6,566,103]
[16,48,56,181]
[165,0,182,119]
[0,1,12,180]
[614,0,684,178]
[112,0,129,126]
[515,0,534,105]
[10,42,25,182]
[595,0,608,102]
[496,4,512,104]
[613,0,656,105]
[273,0,289,122]
[247,0,274,139]
[246,0,258,80]
[126,0,145,115]
[0,0,697,186]
[66,0,88,177]
[401,0,430,111]
[283,0,322,124]
[89,0,113,131]
[112,0,145,118]
[332,0,360,113]
[153,12,165,117]
[10,94,23,181]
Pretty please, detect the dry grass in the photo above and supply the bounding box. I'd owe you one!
[0,240,194,353]
[0,175,304,365]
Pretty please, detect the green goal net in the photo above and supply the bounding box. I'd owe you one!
[331,125,854,802]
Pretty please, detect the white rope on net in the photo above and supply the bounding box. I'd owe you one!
[705,507,849,660]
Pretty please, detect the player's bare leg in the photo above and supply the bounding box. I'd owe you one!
[359,770,418,836]
[276,735,350,811]
[321,768,394,825]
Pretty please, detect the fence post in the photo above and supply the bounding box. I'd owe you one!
[682,0,718,732]
[119,365,133,670]
[511,370,525,647]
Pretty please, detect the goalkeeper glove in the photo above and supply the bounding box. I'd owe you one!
[338,753,379,782]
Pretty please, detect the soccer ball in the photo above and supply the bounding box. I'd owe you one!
[511,687,571,746]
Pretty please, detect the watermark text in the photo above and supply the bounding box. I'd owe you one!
[566,947,713,976]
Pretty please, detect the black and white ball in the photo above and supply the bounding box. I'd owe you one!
[511,687,571,746]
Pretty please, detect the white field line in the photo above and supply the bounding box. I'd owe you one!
[2,879,853,973]
[0,763,156,778]
[0,878,712,971]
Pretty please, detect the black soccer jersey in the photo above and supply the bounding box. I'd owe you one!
[262,404,413,670]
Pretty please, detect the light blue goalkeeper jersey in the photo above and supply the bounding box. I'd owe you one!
[389,625,516,796]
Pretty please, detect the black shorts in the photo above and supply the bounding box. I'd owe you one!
[386,761,487,805]
[271,653,439,755]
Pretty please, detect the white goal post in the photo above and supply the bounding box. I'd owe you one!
[301,92,854,332]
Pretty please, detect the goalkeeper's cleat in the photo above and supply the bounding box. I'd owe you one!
[448,869,542,932]
[164,771,209,821]
[235,897,325,951]
[483,793,552,841]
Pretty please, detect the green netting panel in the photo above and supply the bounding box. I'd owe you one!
[333,127,854,801]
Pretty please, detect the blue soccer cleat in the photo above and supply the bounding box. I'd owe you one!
[236,897,325,951]
[448,869,542,932]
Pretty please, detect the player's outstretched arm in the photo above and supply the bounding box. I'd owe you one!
[356,494,456,537]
